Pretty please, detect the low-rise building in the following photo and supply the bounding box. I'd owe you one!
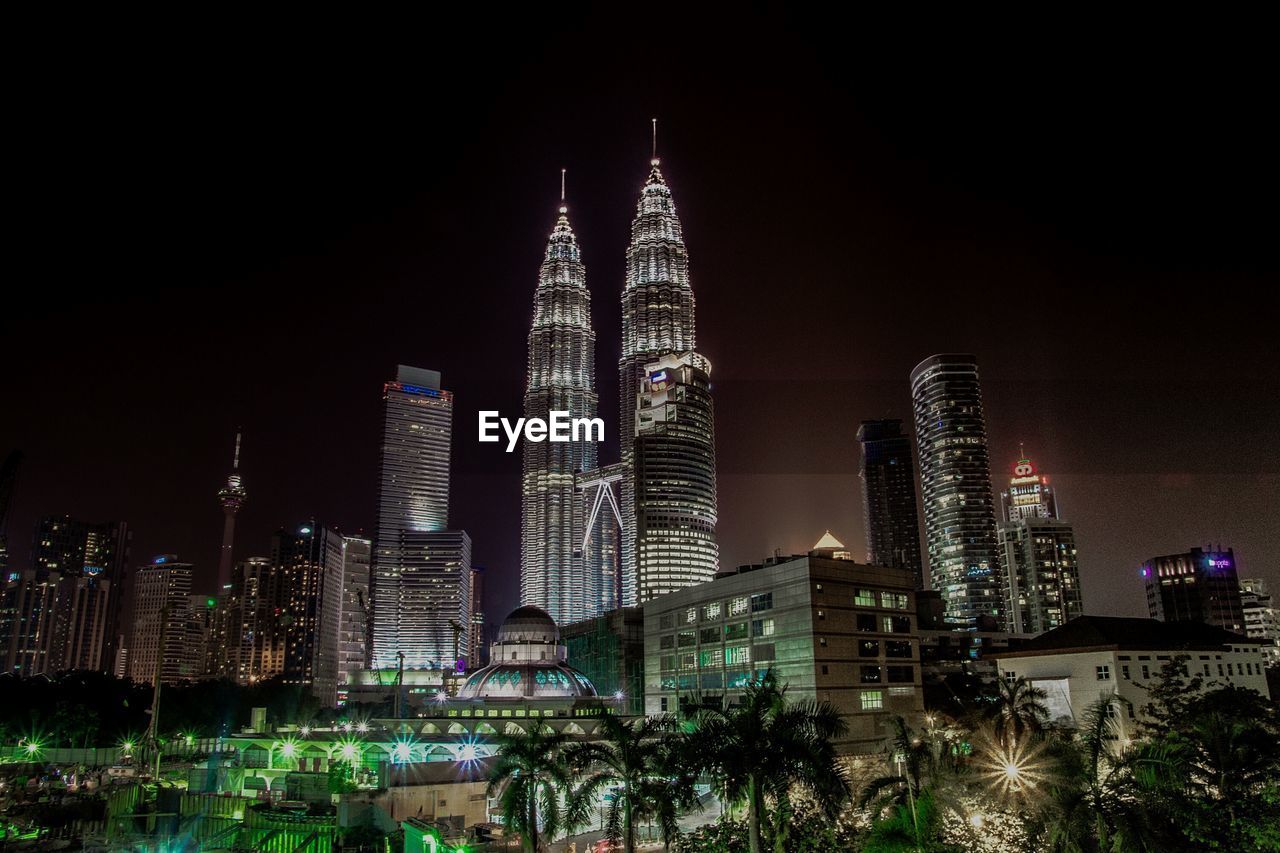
[990,615,1270,740]
[562,606,645,715]
[642,538,924,754]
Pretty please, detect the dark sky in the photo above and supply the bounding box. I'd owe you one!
[6,10,1278,632]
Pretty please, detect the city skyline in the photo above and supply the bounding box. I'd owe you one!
[5,18,1278,632]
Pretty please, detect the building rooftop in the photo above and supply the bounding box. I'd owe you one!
[991,615,1260,658]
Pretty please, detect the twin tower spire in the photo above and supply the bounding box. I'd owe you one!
[520,131,718,625]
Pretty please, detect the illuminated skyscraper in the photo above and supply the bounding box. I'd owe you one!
[1143,547,1245,634]
[1001,448,1058,521]
[857,419,924,588]
[910,354,1004,628]
[619,146,716,603]
[337,534,371,696]
[371,366,470,670]
[520,182,603,624]
[277,522,346,706]
[633,351,718,600]
[216,431,247,592]
[128,555,193,685]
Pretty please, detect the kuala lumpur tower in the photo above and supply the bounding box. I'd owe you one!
[520,172,601,624]
[216,430,246,591]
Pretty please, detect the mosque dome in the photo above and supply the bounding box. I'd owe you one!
[458,606,597,699]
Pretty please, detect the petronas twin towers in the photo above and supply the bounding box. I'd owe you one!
[520,152,719,624]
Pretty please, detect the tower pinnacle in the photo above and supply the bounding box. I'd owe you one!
[216,430,246,591]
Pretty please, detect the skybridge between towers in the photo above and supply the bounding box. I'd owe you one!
[574,463,626,558]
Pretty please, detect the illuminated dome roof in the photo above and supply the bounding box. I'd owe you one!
[458,606,597,699]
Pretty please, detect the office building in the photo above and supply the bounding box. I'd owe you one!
[128,555,194,685]
[468,565,486,668]
[857,419,924,587]
[619,153,716,606]
[910,354,1003,628]
[277,523,346,706]
[520,187,606,624]
[1142,547,1245,634]
[562,607,645,715]
[633,351,718,601]
[371,366,471,671]
[221,556,287,684]
[996,454,1082,634]
[991,616,1270,741]
[338,534,371,696]
[642,539,924,754]
[1,569,63,675]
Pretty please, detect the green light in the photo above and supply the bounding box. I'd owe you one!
[206,597,217,608]
[24,741,41,755]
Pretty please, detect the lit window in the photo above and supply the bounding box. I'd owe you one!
[725,646,749,666]
[860,691,884,711]
[854,589,875,607]
[729,597,748,616]
[702,602,721,621]
[751,618,775,637]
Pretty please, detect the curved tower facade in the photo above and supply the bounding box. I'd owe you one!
[619,157,717,604]
[910,354,1003,628]
[520,197,601,625]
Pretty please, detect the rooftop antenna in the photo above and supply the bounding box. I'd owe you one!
[559,168,567,214]
[651,117,659,164]
[232,428,242,470]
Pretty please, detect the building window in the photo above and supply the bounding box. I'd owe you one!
[885,641,912,658]
[883,615,911,634]
[660,655,675,671]
[729,597,749,616]
[817,610,826,620]
[660,614,673,629]
[821,665,829,675]
[725,622,748,641]
[683,608,697,625]
[861,690,884,711]
[754,643,776,663]
[678,631,696,647]
[860,665,882,684]
[659,635,674,650]
[815,584,823,593]
[859,640,879,658]
[725,646,749,666]
[857,614,877,632]
[1096,665,1110,681]
[1121,665,1130,680]
[819,637,828,647]
[750,592,773,613]
[880,591,908,610]
[701,602,721,621]
[751,618,775,637]
[700,627,721,644]
[854,589,876,607]
[1142,665,1150,679]
[887,666,913,683]
[680,654,695,670]
[888,686,914,696]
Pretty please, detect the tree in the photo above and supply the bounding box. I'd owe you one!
[487,724,575,852]
[567,713,695,852]
[682,670,850,853]
[987,676,1049,744]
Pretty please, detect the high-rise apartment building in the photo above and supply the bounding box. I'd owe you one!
[128,555,194,685]
[1,569,63,674]
[520,187,604,624]
[910,354,1003,628]
[1240,578,1279,665]
[857,419,924,588]
[632,352,718,601]
[220,556,287,684]
[371,366,470,670]
[1143,547,1245,634]
[618,154,717,604]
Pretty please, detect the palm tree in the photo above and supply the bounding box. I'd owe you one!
[566,713,695,852]
[487,724,575,852]
[989,676,1049,744]
[683,670,850,853]
[859,715,969,851]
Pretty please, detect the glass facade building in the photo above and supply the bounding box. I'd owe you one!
[371,366,471,671]
[128,555,194,685]
[618,157,716,604]
[910,354,1004,629]
[520,196,607,624]
[1143,547,1245,634]
[857,419,924,588]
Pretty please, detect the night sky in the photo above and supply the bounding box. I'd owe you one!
[6,11,1278,634]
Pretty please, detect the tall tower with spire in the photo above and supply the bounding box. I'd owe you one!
[520,174,603,624]
[216,430,246,592]
[619,127,718,604]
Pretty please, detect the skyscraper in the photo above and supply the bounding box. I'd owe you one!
[618,150,716,604]
[520,184,601,624]
[910,354,1004,628]
[216,430,247,592]
[997,451,1081,635]
[1001,448,1057,521]
[337,534,371,696]
[857,419,924,587]
[1142,547,1245,634]
[371,366,471,670]
[632,351,719,600]
[219,556,286,684]
[128,555,194,685]
[277,522,346,706]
